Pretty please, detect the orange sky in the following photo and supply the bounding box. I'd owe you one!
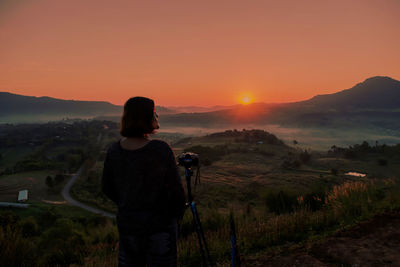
[0,0,399,106]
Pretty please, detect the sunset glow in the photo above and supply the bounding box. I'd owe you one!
[0,0,399,106]
[237,92,254,105]
[241,96,252,105]
[242,97,251,104]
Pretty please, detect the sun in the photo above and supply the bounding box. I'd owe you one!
[237,92,255,105]
[239,95,253,105]
[242,96,251,104]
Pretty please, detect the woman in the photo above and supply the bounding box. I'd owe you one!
[101,97,186,267]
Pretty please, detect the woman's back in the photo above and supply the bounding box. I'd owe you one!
[102,139,186,234]
[102,96,185,266]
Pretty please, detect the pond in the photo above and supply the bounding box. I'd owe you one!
[345,172,367,177]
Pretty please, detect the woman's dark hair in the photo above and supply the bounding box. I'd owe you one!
[120,97,156,137]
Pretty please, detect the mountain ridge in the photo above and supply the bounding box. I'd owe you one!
[1,76,399,124]
[0,92,174,122]
[303,76,400,109]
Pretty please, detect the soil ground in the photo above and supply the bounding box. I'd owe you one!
[246,211,400,266]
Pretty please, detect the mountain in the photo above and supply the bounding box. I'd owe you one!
[1,76,399,126]
[159,76,400,129]
[0,92,121,115]
[0,92,174,123]
[275,76,400,128]
[302,76,400,109]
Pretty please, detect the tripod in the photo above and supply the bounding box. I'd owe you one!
[184,167,212,267]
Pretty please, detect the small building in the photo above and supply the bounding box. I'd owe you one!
[18,190,28,202]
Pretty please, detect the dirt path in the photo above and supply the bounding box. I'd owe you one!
[246,211,400,266]
[61,133,115,219]
[62,165,115,219]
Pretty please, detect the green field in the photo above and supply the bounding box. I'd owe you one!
[1,125,400,266]
[0,146,36,169]
[0,170,69,202]
[70,129,400,215]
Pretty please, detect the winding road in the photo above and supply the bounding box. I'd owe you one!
[62,165,116,219]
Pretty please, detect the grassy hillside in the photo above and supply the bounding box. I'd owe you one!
[1,125,400,266]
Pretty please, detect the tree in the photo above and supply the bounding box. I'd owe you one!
[45,176,54,188]
[299,150,311,164]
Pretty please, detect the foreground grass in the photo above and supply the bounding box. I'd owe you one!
[1,178,399,266]
[63,145,400,265]
[3,134,400,266]
[175,178,400,266]
[0,201,118,267]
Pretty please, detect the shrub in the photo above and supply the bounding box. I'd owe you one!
[0,225,36,266]
[19,216,39,237]
[38,218,87,266]
[325,180,379,220]
[45,176,54,188]
[302,190,325,211]
[263,189,298,214]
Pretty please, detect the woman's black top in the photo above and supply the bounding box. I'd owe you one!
[101,139,186,235]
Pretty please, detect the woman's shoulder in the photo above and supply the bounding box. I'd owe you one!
[104,139,175,164]
[108,140,121,151]
[104,141,123,159]
[148,140,176,162]
[106,139,172,154]
[148,139,173,153]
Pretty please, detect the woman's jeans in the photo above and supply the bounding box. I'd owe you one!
[118,220,178,267]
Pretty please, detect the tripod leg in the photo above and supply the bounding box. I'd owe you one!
[191,202,212,266]
[185,167,212,266]
[190,202,207,266]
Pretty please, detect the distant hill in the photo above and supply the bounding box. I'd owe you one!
[95,76,400,131]
[173,128,285,147]
[272,76,400,128]
[2,76,399,127]
[0,92,122,116]
[302,76,400,109]
[0,92,174,123]
[159,76,400,129]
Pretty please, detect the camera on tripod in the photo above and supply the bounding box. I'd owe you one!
[178,152,199,168]
[177,151,211,265]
